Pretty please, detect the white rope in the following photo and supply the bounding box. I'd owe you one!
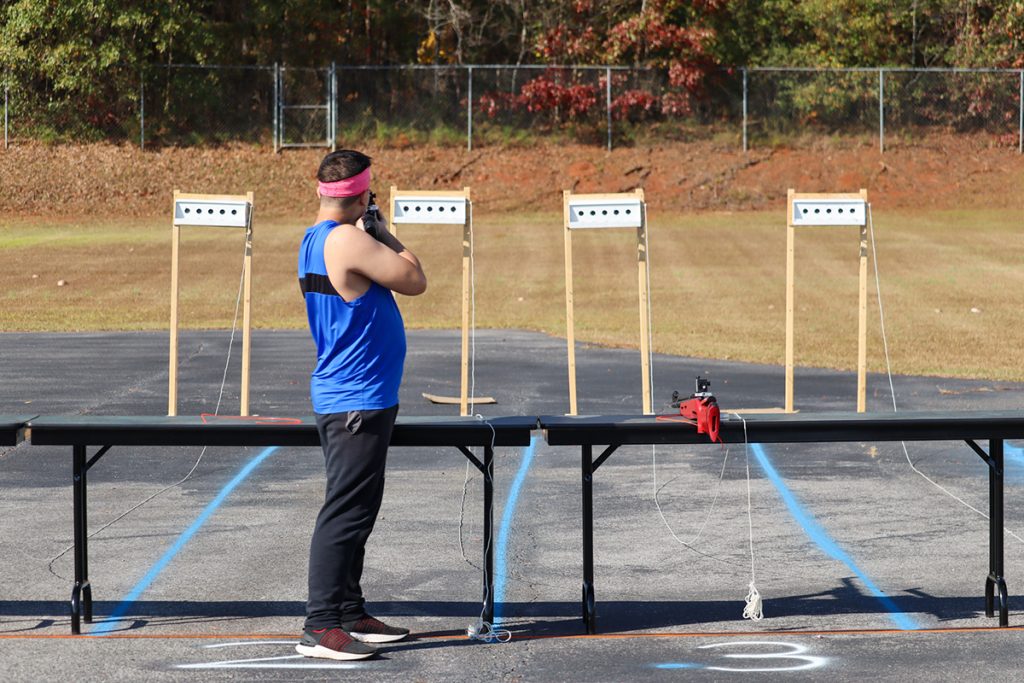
[652,443,744,568]
[462,413,511,643]
[737,414,764,620]
[467,619,512,643]
[645,205,760,588]
[743,581,764,621]
[457,460,479,570]
[48,227,251,579]
[650,415,765,612]
[867,204,1024,546]
[457,199,485,572]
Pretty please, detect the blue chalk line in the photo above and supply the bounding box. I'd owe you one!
[751,443,919,630]
[492,435,538,625]
[90,446,280,635]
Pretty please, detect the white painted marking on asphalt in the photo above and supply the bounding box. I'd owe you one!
[698,641,828,672]
[176,641,370,670]
[178,659,367,670]
[202,640,297,648]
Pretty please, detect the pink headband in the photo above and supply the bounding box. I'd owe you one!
[318,167,371,197]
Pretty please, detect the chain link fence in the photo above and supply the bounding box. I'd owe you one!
[3,64,142,146]
[2,65,1022,152]
[744,68,881,147]
[142,65,275,147]
[882,69,1021,148]
[277,66,332,150]
[333,65,467,147]
[742,67,1023,153]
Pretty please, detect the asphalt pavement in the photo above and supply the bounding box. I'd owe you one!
[2,329,1023,681]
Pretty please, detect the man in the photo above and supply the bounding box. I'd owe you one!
[296,150,427,661]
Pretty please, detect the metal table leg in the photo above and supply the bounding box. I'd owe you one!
[985,439,1008,626]
[582,444,596,634]
[457,444,496,627]
[482,445,495,625]
[71,445,92,635]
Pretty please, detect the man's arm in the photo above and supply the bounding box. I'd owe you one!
[373,228,425,283]
[325,223,427,297]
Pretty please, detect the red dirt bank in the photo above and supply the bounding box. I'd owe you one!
[2,137,1022,217]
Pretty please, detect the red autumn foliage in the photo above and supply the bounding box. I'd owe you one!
[523,0,722,121]
[517,75,598,119]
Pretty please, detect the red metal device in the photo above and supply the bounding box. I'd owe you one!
[669,377,722,443]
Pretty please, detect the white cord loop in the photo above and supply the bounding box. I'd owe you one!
[737,413,765,620]
[460,410,511,642]
[743,581,764,621]
[467,619,512,643]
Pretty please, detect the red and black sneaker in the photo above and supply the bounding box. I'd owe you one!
[295,627,377,660]
[342,615,410,643]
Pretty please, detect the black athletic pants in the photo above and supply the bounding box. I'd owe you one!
[305,405,398,630]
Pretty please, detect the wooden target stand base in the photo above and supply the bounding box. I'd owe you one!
[389,186,494,416]
[785,188,869,413]
[169,191,254,416]
[563,189,653,415]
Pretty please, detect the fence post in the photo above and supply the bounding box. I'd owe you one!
[878,68,884,153]
[467,65,473,151]
[1019,69,1022,155]
[330,62,337,151]
[606,66,612,151]
[273,63,279,153]
[139,70,145,150]
[742,67,748,152]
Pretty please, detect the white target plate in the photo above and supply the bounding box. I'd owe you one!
[567,199,643,229]
[392,196,467,225]
[174,199,251,227]
[791,199,866,227]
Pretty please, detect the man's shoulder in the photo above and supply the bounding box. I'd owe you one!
[306,219,344,234]
[322,221,358,236]
[324,222,373,250]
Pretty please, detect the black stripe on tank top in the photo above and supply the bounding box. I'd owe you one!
[299,273,341,297]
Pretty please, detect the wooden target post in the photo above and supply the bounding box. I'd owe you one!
[785,189,869,413]
[390,186,492,416]
[169,191,254,416]
[563,189,652,416]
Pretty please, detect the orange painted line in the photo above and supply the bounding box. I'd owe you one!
[0,631,468,641]
[0,633,300,640]
[510,625,1024,640]
[1,625,1020,640]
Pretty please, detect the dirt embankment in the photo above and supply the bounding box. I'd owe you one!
[2,136,1023,218]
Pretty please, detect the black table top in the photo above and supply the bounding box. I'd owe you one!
[28,415,537,448]
[0,415,36,446]
[540,410,1024,446]
[24,410,1024,448]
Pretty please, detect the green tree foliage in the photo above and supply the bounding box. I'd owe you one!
[708,0,1024,69]
[5,1,1024,79]
[3,0,1023,140]
[0,1,209,135]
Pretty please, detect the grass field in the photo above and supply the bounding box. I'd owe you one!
[2,208,1022,381]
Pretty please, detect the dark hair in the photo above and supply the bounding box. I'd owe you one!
[317,150,372,183]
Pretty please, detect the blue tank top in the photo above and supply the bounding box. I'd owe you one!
[298,220,406,413]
